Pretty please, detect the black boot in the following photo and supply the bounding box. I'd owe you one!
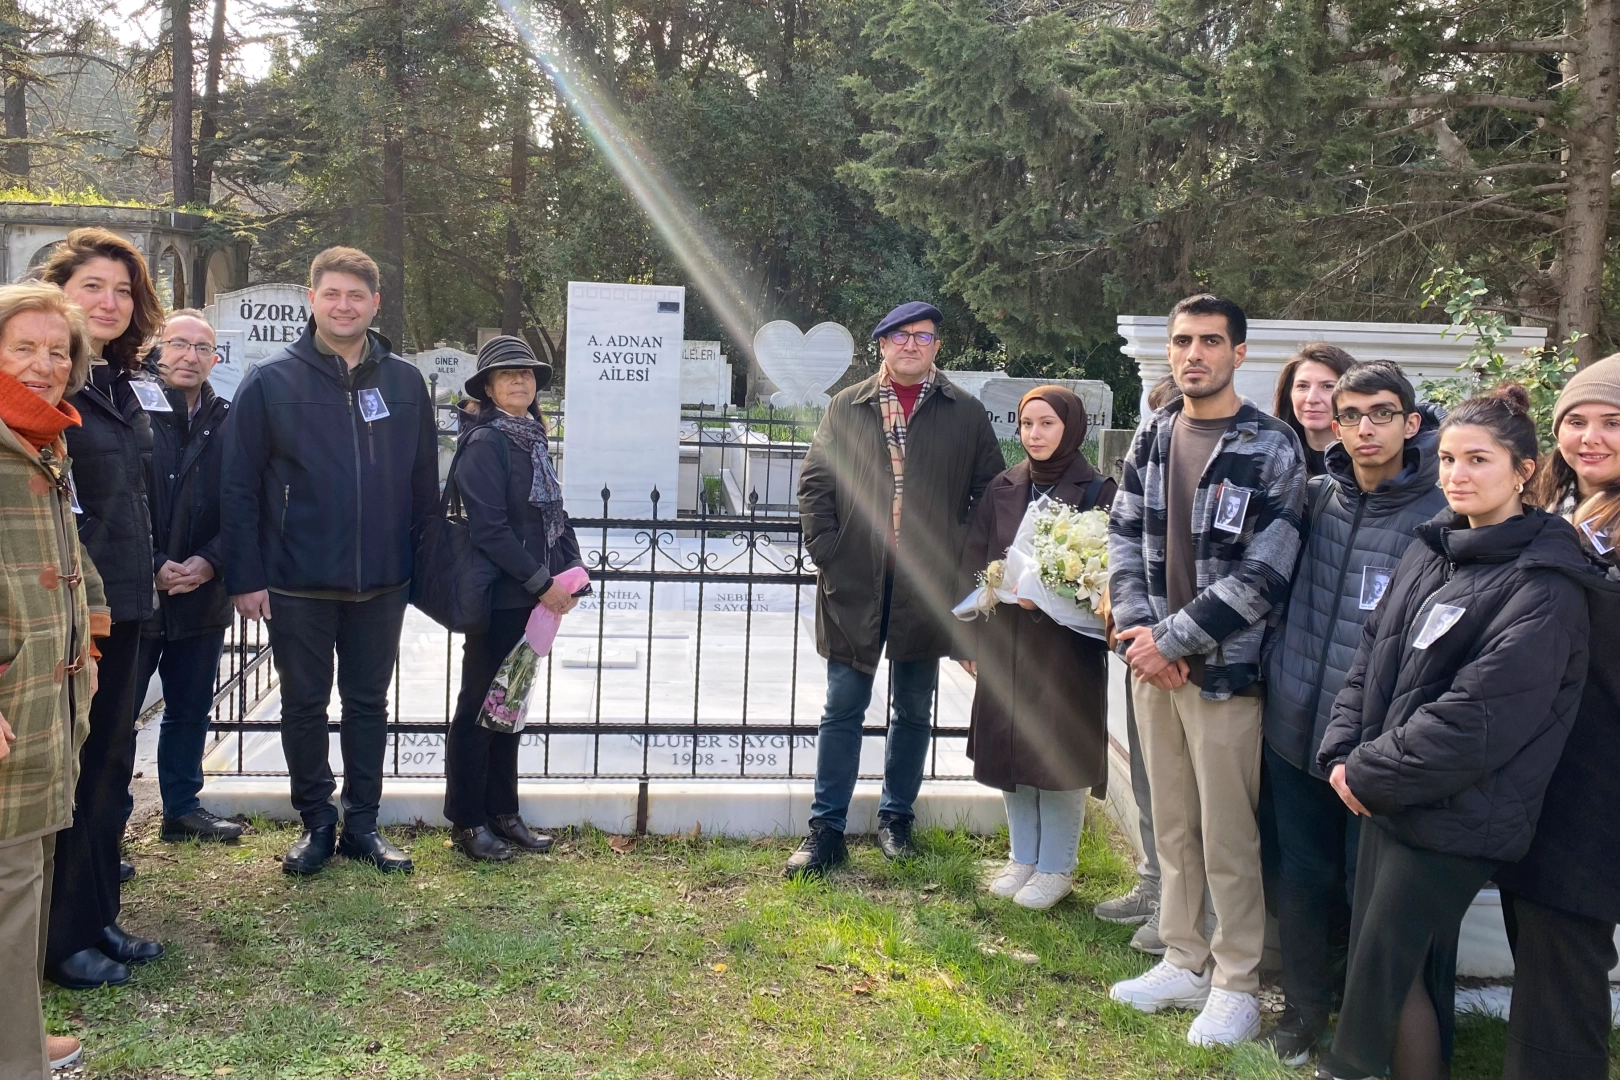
[161,808,246,843]
[876,813,917,861]
[46,948,131,990]
[489,814,553,852]
[451,826,514,862]
[100,922,164,965]
[338,829,413,873]
[783,822,848,878]
[119,859,135,883]
[282,824,337,876]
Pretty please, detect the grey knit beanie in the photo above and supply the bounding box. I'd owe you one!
[1554,353,1620,430]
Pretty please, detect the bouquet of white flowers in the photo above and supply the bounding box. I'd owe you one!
[954,496,1109,640]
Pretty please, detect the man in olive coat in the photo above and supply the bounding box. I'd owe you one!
[790,301,1003,876]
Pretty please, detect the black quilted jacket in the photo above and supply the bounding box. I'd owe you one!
[1318,507,1609,862]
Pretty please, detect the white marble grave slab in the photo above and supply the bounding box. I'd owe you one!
[976,378,1113,440]
[753,321,853,409]
[204,329,248,400]
[562,283,685,517]
[414,346,477,395]
[211,284,310,367]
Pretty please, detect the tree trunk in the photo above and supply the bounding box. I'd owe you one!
[502,103,527,337]
[1559,0,1619,366]
[2,0,28,179]
[194,0,226,203]
[379,0,406,348]
[171,0,195,206]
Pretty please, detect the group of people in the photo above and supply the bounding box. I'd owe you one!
[0,237,1613,1077]
[792,295,1620,1080]
[0,232,579,1078]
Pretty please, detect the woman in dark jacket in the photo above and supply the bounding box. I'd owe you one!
[443,337,583,862]
[1315,385,1602,1080]
[1496,354,1620,1080]
[961,386,1115,911]
[1273,342,1355,477]
[37,228,165,989]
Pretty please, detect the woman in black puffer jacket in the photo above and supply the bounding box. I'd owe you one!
[1315,385,1609,1080]
[1494,354,1620,1080]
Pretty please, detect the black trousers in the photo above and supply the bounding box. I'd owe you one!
[46,620,143,964]
[1266,742,1361,1024]
[1501,890,1617,1080]
[266,589,407,834]
[1328,823,1495,1078]
[443,607,529,829]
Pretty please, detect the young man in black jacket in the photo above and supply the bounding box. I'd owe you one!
[140,310,243,844]
[1260,361,1447,1064]
[221,247,438,876]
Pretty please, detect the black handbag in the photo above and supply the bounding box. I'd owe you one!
[410,444,501,633]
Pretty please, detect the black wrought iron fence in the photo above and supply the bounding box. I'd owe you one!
[201,485,971,785]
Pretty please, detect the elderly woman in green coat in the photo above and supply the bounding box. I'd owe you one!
[0,282,107,1079]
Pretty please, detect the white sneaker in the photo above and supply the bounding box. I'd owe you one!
[1186,987,1262,1047]
[987,860,1036,899]
[1013,871,1073,910]
[1109,959,1212,1013]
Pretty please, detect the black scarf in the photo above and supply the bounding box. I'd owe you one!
[490,412,567,546]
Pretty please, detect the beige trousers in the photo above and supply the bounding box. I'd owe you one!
[0,831,56,1080]
[1132,677,1265,994]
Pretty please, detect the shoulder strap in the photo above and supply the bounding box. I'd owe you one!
[1081,474,1107,512]
[441,440,468,517]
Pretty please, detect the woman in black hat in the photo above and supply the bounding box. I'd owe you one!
[444,337,583,861]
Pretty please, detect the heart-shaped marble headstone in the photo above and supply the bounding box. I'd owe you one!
[753,320,854,409]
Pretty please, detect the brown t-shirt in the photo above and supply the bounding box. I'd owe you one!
[1165,412,1233,686]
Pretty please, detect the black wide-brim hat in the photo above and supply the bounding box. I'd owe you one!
[464,335,552,400]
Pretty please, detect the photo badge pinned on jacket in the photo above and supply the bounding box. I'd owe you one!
[1359,566,1394,611]
[1580,519,1614,555]
[1212,482,1250,534]
[1412,602,1465,650]
[357,387,390,422]
[130,377,174,412]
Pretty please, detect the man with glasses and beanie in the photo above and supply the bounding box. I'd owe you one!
[789,300,1003,877]
[1258,360,1446,1065]
[136,309,243,844]
[221,247,437,876]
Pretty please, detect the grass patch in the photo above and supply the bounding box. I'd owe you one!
[46,813,1544,1077]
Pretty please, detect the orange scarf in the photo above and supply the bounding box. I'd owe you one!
[0,370,80,450]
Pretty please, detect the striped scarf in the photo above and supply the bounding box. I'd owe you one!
[876,363,935,539]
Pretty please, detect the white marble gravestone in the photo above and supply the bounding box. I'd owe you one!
[681,339,730,406]
[210,284,310,367]
[1117,316,1549,421]
[562,282,686,517]
[204,329,248,400]
[413,346,477,396]
[753,320,854,408]
[977,378,1113,439]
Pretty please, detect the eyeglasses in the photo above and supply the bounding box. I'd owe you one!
[160,339,218,358]
[1334,406,1404,426]
[884,331,937,346]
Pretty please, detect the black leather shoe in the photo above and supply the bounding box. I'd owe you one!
[119,859,135,883]
[161,808,245,843]
[451,825,514,862]
[489,814,553,852]
[876,814,916,860]
[783,822,848,878]
[338,829,413,873]
[282,824,337,876]
[47,947,131,990]
[100,922,164,965]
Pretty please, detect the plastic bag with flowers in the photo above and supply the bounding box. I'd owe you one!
[955,496,1109,640]
[477,566,591,733]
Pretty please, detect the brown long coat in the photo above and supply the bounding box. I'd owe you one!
[962,457,1116,793]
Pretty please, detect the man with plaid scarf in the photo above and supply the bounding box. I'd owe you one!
[790,301,1004,877]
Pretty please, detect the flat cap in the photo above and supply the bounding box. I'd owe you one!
[872,301,944,342]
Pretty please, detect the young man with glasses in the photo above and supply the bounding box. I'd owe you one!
[1259,360,1447,1064]
[137,310,244,843]
[789,300,1003,876]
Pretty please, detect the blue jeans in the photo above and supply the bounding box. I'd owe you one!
[1266,740,1361,1023]
[809,658,937,833]
[138,630,227,819]
[1003,785,1087,874]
